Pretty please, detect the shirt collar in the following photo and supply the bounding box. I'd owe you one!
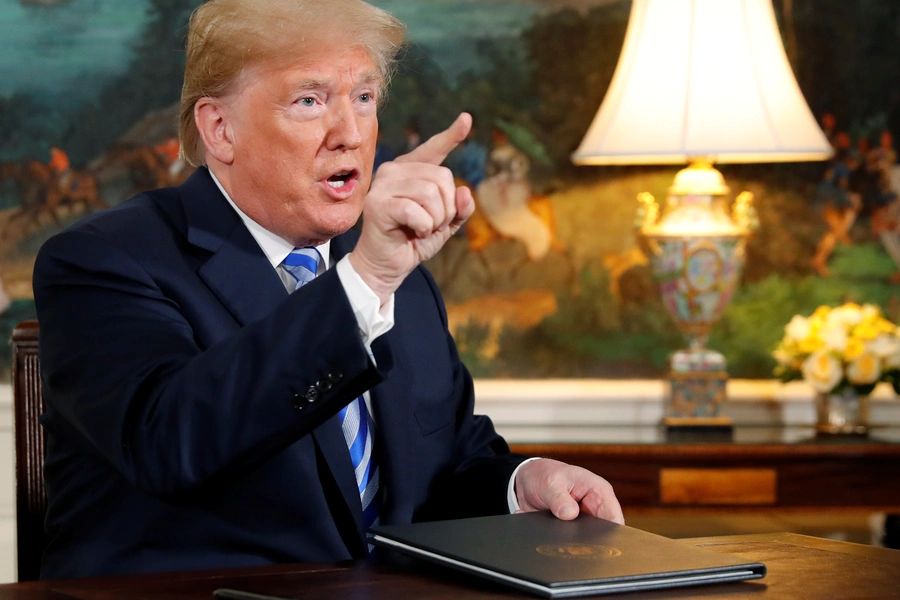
[208,168,331,270]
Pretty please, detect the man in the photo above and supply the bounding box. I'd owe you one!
[33,0,622,580]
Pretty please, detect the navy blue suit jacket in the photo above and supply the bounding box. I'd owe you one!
[33,168,525,579]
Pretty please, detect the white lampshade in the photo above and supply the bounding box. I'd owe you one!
[572,0,832,165]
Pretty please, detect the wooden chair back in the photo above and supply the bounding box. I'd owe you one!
[11,320,45,582]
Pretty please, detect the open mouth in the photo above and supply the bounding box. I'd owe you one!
[326,169,358,189]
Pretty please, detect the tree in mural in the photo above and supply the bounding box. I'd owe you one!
[66,0,203,164]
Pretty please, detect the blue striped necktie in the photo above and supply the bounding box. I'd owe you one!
[282,247,381,532]
[282,247,321,291]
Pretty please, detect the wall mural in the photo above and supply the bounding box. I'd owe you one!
[1,0,899,380]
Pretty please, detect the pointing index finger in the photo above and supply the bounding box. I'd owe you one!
[395,113,472,166]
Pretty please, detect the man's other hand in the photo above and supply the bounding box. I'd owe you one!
[350,113,475,304]
[515,458,625,524]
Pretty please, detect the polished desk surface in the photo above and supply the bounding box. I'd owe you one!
[1,533,897,599]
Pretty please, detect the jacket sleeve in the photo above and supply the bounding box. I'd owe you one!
[412,266,528,520]
[33,228,390,499]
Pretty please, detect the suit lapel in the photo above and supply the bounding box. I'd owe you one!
[311,418,365,552]
[181,168,287,326]
[182,171,366,552]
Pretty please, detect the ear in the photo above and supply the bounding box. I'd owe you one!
[194,97,235,165]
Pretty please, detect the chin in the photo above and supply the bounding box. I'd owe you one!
[308,213,361,243]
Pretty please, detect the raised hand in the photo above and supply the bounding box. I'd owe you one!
[349,113,475,304]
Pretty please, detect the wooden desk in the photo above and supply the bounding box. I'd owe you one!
[510,426,900,511]
[0,533,896,599]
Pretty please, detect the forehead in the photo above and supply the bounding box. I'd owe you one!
[247,45,380,95]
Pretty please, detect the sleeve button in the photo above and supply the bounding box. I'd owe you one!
[327,370,343,383]
[305,386,318,403]
[316,379,333,393]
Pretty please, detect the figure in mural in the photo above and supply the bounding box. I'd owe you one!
[811,147,862,276]
[475,126,553,261]
[453,117,488,189]
[867,130,900,282]
[45,147,106,218]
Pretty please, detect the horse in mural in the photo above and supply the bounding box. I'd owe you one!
[93,142,194,195]
[0,159,105,241]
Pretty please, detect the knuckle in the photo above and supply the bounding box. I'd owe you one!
[378,162,400,177]
[438,165,454,182]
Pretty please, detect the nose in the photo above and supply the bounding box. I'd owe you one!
[325,98,363,151]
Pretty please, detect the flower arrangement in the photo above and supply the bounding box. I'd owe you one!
[773,302,900,395]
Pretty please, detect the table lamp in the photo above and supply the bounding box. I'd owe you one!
[571,0,832,429]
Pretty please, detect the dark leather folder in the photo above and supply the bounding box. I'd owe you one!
[371,512,766,598]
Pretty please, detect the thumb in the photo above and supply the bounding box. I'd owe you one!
[546,488,580,521]
[395,113,471,166]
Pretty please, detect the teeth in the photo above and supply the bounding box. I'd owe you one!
[327,180,347,189]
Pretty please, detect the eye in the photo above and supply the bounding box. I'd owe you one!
[359,93,373,104]
[298,97,315,107]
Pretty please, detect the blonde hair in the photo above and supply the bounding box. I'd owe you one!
[179,0,406,167]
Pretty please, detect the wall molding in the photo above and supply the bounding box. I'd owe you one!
[473,379,900,442]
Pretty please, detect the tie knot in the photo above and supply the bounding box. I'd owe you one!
[283,247,321,290]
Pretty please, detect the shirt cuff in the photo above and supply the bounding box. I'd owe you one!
[335,255,395,360]
[507,457,542,513]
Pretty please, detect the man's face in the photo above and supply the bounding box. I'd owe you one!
[223,45,380,247]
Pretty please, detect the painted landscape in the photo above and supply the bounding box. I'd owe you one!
[1,0,899,379]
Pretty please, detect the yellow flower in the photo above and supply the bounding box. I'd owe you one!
[811,306,831,321]
[853,315,893,340]
[847,351,882,385]
[797,335,824,354]
[843,337,865,361]
[878,318,896,334]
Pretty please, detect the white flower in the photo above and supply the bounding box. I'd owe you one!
[820,324,848,353]
[801,350,843,393]
[785,315,811,342]
[827,305,863,328]
[847,351,882,385]
[867,334,900,358]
